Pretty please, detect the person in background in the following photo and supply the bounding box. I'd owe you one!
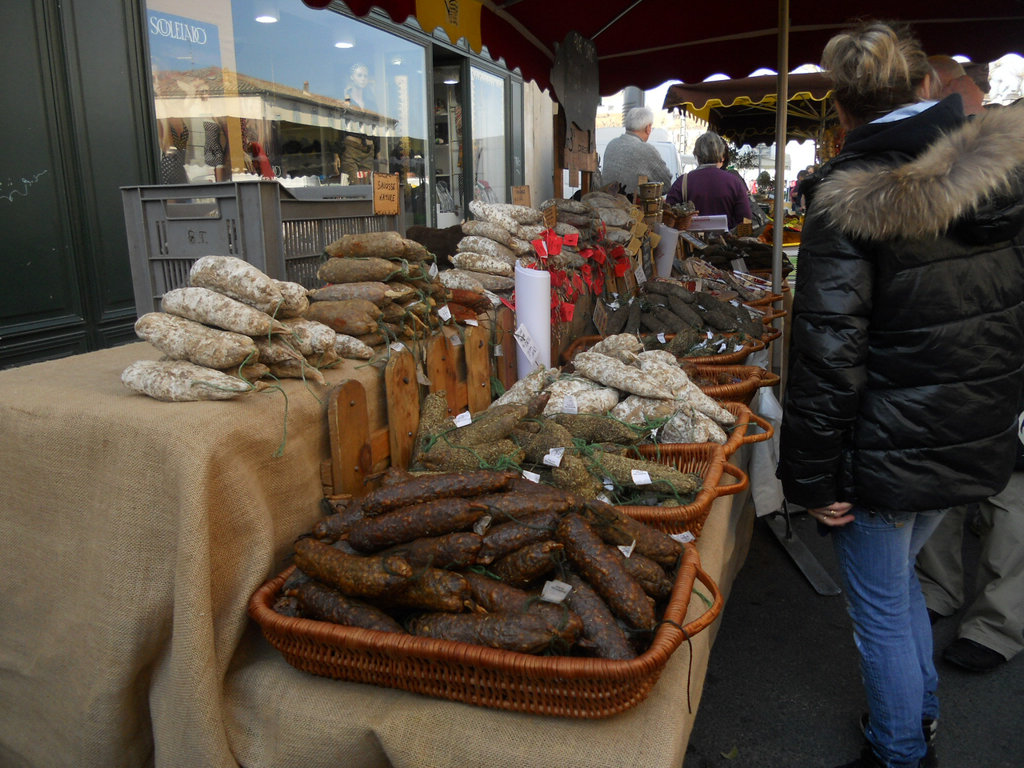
[666,131,751,228]
[600,106,672,198]
[928,54,986,115]
[913,54,1022,675]
[777,20,1024,768]
[791,169,809,213]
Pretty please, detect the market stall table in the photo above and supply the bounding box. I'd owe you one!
[0,342,756,768]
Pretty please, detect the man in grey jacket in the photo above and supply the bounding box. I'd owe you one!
[600,107,672,197]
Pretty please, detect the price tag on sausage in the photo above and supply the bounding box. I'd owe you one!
[561,395,579,414]
[465,318,479,326]
[540,579,572,604]
[483,289,502,307]
[473,514,493,536]
[514,323,545,370]
[657,332,666,343]
[390,342,406,353]
[438,304,453,323]
[428,262,439,279]
[631,469,653,485]
[493,343,504,357]
[522,470,541,483]
[543,447,565,467]
[617,539,637,558]
[634,264,647,285]
[603,476,615,491]
[670,531,696,544]
[453,411,472,428]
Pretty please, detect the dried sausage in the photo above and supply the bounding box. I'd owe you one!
[614,548,675,602]
[381,532,482,569]
[293,537,413,599]
[295,580,405,632]
[490,540,563,587]
[564,573,636,660]
[384,568,472,613]
[581,499,683,569]
[477,510,563,564]
[408,609,581,654]
[360,470,518,516]
[557,513,656,631]
[346,498,488,552]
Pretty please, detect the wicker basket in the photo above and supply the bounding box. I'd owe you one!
[687,364,780,405]
[616,443,748,537]
[560,333,765,366]
[248,543,722,719]
[743,292,784,309]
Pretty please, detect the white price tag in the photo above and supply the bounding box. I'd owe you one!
[389,342,405,353]
[618,539,636,558]
[428,262,439,279]
[453,411,472,428]
[473,514,493,535]
[634,264,647,284]
[521,470,541,483]
[438,304,453,322]
[657,332,666,343]
[415,362,431,386]
[631,469,653,485]
[670,531,696,544]
[650,427,659,441]
[541,579,572,603]
[449,332,463,347]
[543,447,565,467]
[608,300,621,311]
[514,323,545,370]
[493,343,503,357]
[561,395,579,415]
[465,318,479,326]
[597,493,613,504]
[603,476,615,491]
[483,289,502,307]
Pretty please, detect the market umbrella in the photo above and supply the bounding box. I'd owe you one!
[662,71,836,147]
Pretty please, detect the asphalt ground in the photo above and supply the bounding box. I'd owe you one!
[683,508,1024,768]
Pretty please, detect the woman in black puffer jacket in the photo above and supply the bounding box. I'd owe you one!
[777,21,1024,768]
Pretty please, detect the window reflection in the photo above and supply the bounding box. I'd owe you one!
[470,67,506,204]
[145,2,429,226]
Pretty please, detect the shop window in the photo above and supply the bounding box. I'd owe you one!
[144,1,429,225]
[470,67,506,204]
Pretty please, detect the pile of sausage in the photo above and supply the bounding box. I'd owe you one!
[274,469,686,660]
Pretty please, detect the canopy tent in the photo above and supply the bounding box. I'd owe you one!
[662,72,836,147]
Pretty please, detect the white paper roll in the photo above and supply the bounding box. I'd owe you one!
[513,262,551,379]
[653,223,679,278]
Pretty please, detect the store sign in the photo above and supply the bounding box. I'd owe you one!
[147,11,220,72]
[373,173,401,216]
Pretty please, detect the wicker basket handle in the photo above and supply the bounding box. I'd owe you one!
[713,460,749,498]
[739,409,775,445]
[679,561,724,638]
[756,368,781,388]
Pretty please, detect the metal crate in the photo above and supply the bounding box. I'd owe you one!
[121,180,398,315]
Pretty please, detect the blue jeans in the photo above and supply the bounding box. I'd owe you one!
[832,507,947,768]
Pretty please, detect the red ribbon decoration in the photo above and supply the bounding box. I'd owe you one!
[545,229,563,256]
[531,238,548,259]
[558,302,575,322]
[563,233,579,247]
[549,269,567,288]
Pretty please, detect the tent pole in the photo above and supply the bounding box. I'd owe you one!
[771,0,789,381]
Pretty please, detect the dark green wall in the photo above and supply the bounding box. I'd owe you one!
[0,0,154,368]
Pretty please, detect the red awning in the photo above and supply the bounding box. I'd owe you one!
[310,1,1024,96]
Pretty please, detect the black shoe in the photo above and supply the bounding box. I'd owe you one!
[832,746,886,768]
[858,714,938,767]
[943,637,1007,672]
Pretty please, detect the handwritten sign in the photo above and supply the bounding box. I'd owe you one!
[511,185,532,207]
[372,172,400,216]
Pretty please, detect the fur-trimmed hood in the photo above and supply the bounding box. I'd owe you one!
[812,101,1024,241]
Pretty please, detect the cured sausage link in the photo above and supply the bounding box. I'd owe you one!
[360,469,519,516]
[293,537,413,599]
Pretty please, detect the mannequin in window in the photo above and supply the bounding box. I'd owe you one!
[158,117,189,184]
[344,63,377,112]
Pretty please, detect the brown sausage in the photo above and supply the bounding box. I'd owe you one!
[293,537,413,599]
[477,509,563,564]
[383,568,472,613]
[346,498,488,553]
[359,470,519,516]
[408,609,581,654]
[613,547,675,602]
[581,499,683,569]
[473,487,576,524]
[313,497,365,542]
[380,532,482,569]
[564,572,636,660]
[490,540,563,587]
[557,513,656,631]
[295,580,405,633]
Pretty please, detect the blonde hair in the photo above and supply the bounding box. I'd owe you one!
[821,21,931,122]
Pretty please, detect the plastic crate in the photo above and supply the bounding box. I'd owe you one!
[121,180,397,315]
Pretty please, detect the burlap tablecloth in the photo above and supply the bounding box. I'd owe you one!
[0,342,754,768]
